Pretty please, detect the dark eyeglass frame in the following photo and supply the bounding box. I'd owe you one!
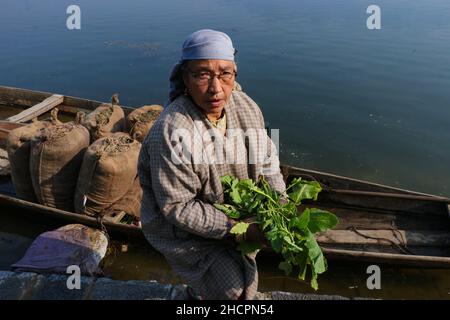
[184,67,237,85]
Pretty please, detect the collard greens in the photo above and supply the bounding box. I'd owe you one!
[215,175,339,290]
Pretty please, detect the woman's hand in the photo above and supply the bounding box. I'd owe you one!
[237,217,269,246]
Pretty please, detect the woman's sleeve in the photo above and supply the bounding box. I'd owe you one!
[140,119,229,240]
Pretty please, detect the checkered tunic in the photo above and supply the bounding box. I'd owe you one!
[138,87,285,300]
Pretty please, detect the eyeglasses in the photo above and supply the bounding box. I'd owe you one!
[185,68,237,85]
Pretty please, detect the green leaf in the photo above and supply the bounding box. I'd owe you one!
[237,242,262,255]
[230,222,249,235]
[287,179,322,205]
[220,175,235,188]
[279,261,292,275]
[282,201,297,214]
[262,219,273,230]
[248,198,261,212]
[295,251,308,281]
[230,187,242,205]
[213,203,241,219]
[239,179,255,188]
[310,269,319,291]
[282,235,303,252]
[213,203,227,212]
[270,235,284,253]
[306,208,339,233]
[304,230,327,275]
[289,210,310,231]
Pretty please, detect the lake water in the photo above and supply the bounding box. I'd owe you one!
[2,0,450,196]
[1,210,449,299]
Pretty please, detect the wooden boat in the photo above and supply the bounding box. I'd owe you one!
[1,85,450,268]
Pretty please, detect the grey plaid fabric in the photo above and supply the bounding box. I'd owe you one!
[138,86,285,300]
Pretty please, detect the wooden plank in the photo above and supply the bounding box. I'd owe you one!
[317,192,447,216]
[321,247,450,268]
[316,229,450,247]
[329,206,450,231]
[329,188,450,203]
[298,204,402,230]
[7,94,64,123]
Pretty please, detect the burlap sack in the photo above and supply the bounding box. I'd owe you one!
[104,175,142,221]
[125,105,163,142]
[0,148,9,176]
[74,132,141,217]
[30,121,90,211]
[7,110,61,201]
[82,104,125,143]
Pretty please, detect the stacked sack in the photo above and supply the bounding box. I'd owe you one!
[82,102,125,143]
[6,97,164,223]
[74,132,142,220]
[30,113,90,211]
[6,109,61,202]
[101,175,142,221]
[125,105,163,142]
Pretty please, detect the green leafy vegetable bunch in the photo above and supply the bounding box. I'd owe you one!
[214,175,338,290]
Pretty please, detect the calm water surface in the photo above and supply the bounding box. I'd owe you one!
[1,0,450,196]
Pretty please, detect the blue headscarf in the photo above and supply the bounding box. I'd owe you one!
[168,29,236,104]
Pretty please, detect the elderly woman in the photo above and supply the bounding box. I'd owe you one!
[138,29,285,300]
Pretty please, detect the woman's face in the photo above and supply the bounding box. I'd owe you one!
[183,59,236,121]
